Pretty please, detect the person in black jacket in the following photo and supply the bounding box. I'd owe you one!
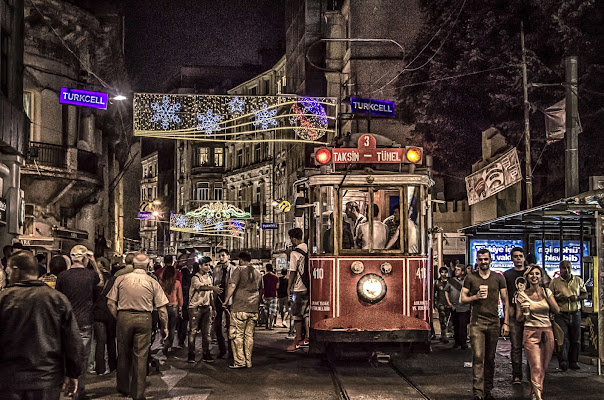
[0,250,84,399]
[93,264,117,374]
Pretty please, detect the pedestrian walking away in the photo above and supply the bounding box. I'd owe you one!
[262,263,279,330]
[461,248,509,400]
[224,251,263,368]
[55,245,104,400]
[516,265,560,400]
[286,227,310,352]
[0,250,84,400]
[159,264,183,358]
[106,253,169,400]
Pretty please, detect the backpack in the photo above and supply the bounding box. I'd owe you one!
[292,247,310,291]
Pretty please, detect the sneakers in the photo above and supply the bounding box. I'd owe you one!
[559,361,569,371]
[300,338,310,348]
[286,339,302,352]
[229,364,246,369]
[569,362,581,370]
[202,353,214,363]
[187,354,195,364]
[512,377,522,385]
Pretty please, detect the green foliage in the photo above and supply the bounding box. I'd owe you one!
[396,0,603,202]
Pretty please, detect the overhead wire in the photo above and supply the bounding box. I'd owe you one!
[366,0,468,95]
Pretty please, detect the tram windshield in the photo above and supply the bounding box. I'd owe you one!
[311,185,423,255]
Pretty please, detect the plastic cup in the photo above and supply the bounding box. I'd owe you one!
[522,301,530,316]
[479,285,488,298]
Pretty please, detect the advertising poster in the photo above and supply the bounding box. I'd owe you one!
[469,239,524,273]
[465,148,522,205]
[534,240,589,278]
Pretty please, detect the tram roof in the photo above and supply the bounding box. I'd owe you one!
[306,172,432,187]
[459,189,604,236]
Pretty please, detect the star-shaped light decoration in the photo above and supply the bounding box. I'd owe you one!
[228,96,245,114]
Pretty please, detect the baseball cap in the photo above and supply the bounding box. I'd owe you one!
[70,245,90,262]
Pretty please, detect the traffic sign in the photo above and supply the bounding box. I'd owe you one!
[261,222,278,230]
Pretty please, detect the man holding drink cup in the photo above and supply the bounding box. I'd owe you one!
[461,248,509,400]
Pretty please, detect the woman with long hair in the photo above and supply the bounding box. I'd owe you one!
[516,265,560,400]
[159,264,183,357]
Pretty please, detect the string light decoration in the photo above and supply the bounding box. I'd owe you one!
[169,202,252,238]
[134,93,337,144]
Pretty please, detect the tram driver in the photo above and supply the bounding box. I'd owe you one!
[355,204,388,249]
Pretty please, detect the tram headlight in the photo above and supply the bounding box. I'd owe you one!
[350,261,364,274]
[357,273,387,304]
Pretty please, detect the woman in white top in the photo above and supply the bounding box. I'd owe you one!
[516,265,560,400]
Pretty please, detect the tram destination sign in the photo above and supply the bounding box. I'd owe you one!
[326,134,421,164]
[60,88,108,110]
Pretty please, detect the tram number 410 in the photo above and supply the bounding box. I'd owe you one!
[415,267,427,280]
[312,268,324,280]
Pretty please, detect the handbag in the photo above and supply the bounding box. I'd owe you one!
[551,318,565,351]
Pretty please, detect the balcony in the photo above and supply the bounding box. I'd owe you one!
[27,142,67,168]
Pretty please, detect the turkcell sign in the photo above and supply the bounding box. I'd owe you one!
[350,97,395,117]
[138,211,153,220]
[60,88,108,110]
[261,222,278,230]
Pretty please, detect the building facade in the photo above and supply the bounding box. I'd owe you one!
[21,0,131,255]
[0,0,28,247]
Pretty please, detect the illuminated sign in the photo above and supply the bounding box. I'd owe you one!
[138,211,153,220]
[261,223,278,230]
[279,201,291,213]
[133,93,337,144]
[170,202,251,238]
[469,239,524,273]
[350,97,395,117]
[328,134,422,164]
[60,88,108,110]
[534,240,588,278]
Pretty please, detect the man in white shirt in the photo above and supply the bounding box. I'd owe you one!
[356,204,388,249]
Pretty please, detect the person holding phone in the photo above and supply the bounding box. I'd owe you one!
[515,265,559,400]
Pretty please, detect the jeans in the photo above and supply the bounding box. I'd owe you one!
[177,308,188,346]
[509,317,525,379]
[74,325,93,400]
[116,311,152,400]
[469,322,500,398]
[437,305,451,339]
[554,310,581,365]
[213,301,230,355]
[523,326,554,399]
[188,305,212,356]
[164,305,179,353]
[0,387,61,400]
[93,319,117,374]
[452,310,470,346]
[229,311,258,367]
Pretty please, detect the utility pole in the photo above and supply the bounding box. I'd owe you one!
[565,56,579,197]
[521,22,533,209]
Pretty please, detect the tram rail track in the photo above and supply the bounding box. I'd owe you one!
[327,356,433,400]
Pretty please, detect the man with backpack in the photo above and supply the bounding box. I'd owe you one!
[286,228,310,352]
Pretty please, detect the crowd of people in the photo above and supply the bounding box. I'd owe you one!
[0,227,310,400]
[435,247,588,400]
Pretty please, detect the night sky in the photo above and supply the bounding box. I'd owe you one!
[124,0,285,92]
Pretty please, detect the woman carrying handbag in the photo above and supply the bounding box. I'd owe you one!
[516,265,560,400]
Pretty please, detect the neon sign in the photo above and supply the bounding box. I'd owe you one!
[60,88,108,110]
[169,202,252,238]
[350,97,395,117]
[133,93,337,144]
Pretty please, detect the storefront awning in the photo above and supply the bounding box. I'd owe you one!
[16,235,60,250]
[459,189,604,236]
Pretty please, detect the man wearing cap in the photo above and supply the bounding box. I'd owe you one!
[107,253,169,400]
[55,245,104,400]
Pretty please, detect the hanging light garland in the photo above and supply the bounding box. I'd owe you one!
[134,93,337,144]
[169,202,253,238]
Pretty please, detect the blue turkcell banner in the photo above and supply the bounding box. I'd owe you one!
[350,97,395,117]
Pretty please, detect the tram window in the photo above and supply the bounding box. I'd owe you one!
[317,186,335,255]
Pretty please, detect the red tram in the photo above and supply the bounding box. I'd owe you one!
[295,134,433,353]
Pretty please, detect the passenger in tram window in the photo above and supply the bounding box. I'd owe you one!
[344,201,366,239]
[383,205,400,244]
[323,212,353,253]
[355,204,388,249]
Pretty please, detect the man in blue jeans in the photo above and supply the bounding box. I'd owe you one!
[461,249,509,400]
[549,260,587,371]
